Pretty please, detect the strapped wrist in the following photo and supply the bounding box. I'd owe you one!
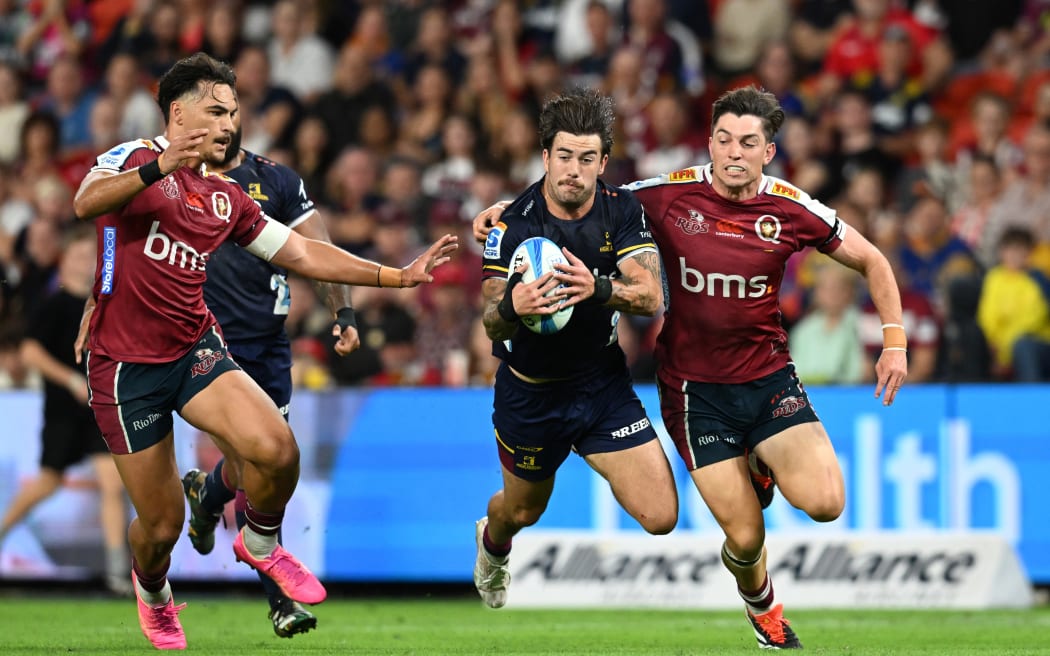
[138,159,164,186]
[497,272,523,322]
[881,323,907,350]
[335,307,357,331]
[589,275,613,305]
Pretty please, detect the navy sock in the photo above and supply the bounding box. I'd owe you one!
[200,459,236,516]
[236,489,283,608]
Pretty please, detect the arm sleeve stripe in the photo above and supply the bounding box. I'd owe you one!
[616,242,658,257]
[243,218,292,261]
[286,208,318,231]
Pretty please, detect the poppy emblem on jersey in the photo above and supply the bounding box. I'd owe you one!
[212,192,231,223]
[674,209,708,235]
[190,348,225,377]
[755,215,782,244]
[772,395,807,418]
[159,175,179,199]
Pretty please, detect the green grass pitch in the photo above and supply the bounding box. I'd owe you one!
[2,594,1048,654]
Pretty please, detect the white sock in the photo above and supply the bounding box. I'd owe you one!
[242,525,278,559]
[134,576,172,608]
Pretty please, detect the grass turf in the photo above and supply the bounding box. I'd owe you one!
[1,595,1047,654]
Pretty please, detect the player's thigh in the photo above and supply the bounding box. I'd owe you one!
[753,421,844,517]
[111,431,183,533]
[178,368,294,467]
[584,438,677,531]
[499,463,557,518]
[690,457,765,549]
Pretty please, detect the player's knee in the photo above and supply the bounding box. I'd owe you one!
[140,517,183,551]
[639,509,677,535]
[508,505,545,529]
[804,487,845,522]
[253,425,300,473]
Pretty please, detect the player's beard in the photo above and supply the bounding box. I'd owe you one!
[221,128,243,166]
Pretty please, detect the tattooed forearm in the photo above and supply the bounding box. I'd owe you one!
[606,251,662,316]
[482,279,518,341]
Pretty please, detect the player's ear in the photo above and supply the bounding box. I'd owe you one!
[764,141,776,166]
[170,101,182,126]
[598,153,608,176]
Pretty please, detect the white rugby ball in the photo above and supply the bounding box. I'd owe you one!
[509,236,574,334]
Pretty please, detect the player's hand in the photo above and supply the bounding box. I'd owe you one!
[511,264,564,317]
[400,234,459,286]
[873,349,908,406]
[332,324,361,356]
[551,247,600,307]
[472,201,510,244]
[159,128,209,173]
[67,372,90,405]
[74,299,95,364]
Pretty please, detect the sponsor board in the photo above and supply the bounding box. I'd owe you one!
[507,532,1033,609]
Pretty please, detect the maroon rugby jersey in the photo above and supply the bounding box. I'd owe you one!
[87,137,272,363]
[627,164,846,383]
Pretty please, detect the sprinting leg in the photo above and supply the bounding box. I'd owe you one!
[583,439,677,535]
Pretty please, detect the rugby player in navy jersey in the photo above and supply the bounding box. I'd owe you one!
[474,86,908,649]
[72,53,457,650]
[174,119,357,637]
[473,88,678,610]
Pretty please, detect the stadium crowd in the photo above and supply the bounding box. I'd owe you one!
[0,0,1049,389]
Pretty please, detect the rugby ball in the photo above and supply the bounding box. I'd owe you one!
[509,237,574,334]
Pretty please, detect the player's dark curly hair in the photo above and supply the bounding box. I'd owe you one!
[711,85,785,143]
[156,52,237,123]
[538,87,615,156]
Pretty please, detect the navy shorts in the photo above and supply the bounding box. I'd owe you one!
[492,362,659,482]
[87,326,241,455]
[40,406,108,471]
[657,364,820,471]
[228,335,292,418]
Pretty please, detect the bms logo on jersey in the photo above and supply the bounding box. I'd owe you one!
[484,222,506,259]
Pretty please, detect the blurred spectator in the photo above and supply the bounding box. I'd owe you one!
[899,194,981,308]
[0,61,29,164]
[853,24,933,159]
[977,226,1050,381]
[823,88,899,201]
[200,0,243,64]
[345,3,404,82]
[603,47,652,144]
[622,0,684,94]
[15,0,91,87]
[489,0,544,101]
[936,271,991,382]
[415,261,476,386]
[563,0,619,90]
[268,0,334,103]
[103,0,181,80]
[313,45,397,158]
[980,121,1050,267]
[60,94,121,187]
[422,115,477,202]
[233,44,299,156]
[455,51,515,144]
[711,0,790,80]
[324,146,384,253]
[32,54,96,155]
[364,203,424,271]
[0,319,38,389]
[950,155,1002,253]
[12,216,62,318]
[0,164,32,269]
[789,0,853,76]
[460,163,512,236]
[939,0,1021,64]
[404,5,467,87]
[894,116,955,214]
[380,156,432,244]
[789,265,865,384]
[950,91,1022,187]
[492,107,545,189]
[401,63,455,162]
[778,115,829,196]
[734,40,806,118]
[332,299,436,387]
[283,113,332,202]
[358,104,400,162]
[13,110,62,200]
[0,0,30,69]
[102,52,164,142]
[632,92,706,180]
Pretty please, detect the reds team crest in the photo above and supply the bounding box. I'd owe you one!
[211,191,232,223]
[755,215,781,244]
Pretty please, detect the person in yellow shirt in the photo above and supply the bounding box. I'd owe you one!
[977,227,1050,381]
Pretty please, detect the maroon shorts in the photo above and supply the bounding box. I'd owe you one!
[86,326,240,454]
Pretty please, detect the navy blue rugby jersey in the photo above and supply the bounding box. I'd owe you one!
[481,178,657,379]
[203,150,316,343]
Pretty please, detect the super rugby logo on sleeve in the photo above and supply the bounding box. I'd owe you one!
[484,221,507,259]
[97,145,127,169]
[100,227,117,294]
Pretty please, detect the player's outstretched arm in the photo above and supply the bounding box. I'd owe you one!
[73,129,208,220]
[829,226,908,406]
[270,231,459,288]
[553,248,663,316]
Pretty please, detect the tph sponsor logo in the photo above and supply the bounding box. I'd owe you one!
[611,418,651,439]
[679,257,770,298]
[144,221,209,271]
[100,227,117,294]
